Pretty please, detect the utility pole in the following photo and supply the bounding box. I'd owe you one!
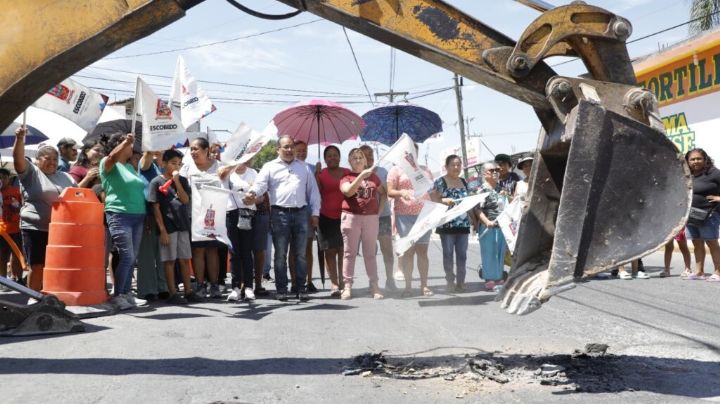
[453,73,469,179]
[374,90,409,103]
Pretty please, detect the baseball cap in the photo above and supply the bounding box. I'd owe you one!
[494,153,512,164]
[57,137,78,150]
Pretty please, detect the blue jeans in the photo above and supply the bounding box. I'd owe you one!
[440,233,469,285]
[106,212,145,296]
[270,206,309,293]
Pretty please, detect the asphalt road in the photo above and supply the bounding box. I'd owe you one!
[1,238,719,403]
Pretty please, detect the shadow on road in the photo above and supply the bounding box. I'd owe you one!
[0,351,717,399]
[417,294,496,308]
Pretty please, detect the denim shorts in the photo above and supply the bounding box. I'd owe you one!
[686,211,720,240]
[395,214,431,244]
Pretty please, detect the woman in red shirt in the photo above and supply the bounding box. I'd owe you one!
[317,145,350,296]
[339,148,386,300]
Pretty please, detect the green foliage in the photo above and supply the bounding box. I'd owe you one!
[689,0,720,34]
[250,140,278,170]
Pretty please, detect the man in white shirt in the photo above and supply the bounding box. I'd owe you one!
[244,135,321,301]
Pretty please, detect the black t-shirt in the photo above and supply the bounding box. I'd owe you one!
[691,166,720,210]
[496,172,520,196]
[147,175,191,233]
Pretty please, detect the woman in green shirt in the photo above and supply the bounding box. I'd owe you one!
[100,132,147,310]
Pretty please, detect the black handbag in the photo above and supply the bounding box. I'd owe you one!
[688,206,716,226]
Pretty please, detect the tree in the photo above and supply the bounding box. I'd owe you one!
[689,0,720,34]
[250,140,278,170]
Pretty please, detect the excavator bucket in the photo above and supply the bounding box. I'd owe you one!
[0,276,84,336]
[500,77,692,314]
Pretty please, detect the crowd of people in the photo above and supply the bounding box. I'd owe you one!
[2,126,718,311]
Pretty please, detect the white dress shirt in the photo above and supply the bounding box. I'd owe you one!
[251,158,320,216]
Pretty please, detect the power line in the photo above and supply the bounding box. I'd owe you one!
[85,66,366,96]
[342,27,375,106]
[105,19,323,59]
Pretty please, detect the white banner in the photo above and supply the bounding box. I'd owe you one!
[170,55,216,129]
[378,133,434,197]
[192,184,230,246]
[497,197,523,253]
[135,77,185,151]
[394,200,448,256]
[32,78,108,133]
[395,192,489,256]
[221,121,277,165]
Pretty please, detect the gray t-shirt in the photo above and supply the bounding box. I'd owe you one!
[18,163,76,231]
[374,165,391,217]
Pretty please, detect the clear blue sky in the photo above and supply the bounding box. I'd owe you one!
[72,0,693,173]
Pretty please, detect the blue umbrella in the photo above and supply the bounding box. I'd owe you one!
[360,104,442,145]
[0,122,48,148]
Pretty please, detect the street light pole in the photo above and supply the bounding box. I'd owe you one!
[453,73,469,179]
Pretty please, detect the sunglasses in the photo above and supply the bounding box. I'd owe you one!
[487,168,500,172]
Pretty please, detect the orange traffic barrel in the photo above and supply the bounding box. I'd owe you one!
[44,187,107,305]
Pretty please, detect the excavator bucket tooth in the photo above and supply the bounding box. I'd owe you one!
[0,276,85,336]
[500,83,692,315]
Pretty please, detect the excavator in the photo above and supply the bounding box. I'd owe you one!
[0,0,691,332]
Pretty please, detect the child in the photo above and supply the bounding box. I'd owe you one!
[147,149,202,304]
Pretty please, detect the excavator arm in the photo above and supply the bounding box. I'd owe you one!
[0,0,691,316]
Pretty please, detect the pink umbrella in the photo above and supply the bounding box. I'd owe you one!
[272,99,365,154]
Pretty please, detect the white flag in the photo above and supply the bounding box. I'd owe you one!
[394,193,489,255]
[497,197,524,253]
[221,121,277,165]
[378,133,434,197]
[192,185,231,246]
[135,77,185,151]
[395,200,448,256]
[170,55,216,129]
[32,78,108,132]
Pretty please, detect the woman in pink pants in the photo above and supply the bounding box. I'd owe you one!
[339,148,386,300]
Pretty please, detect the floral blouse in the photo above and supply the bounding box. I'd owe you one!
[433,176,472,233]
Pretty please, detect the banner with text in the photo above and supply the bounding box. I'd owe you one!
[191,184,230,246]
[32,78,108,133]
[378,133,434,197]
[135,77,185,151]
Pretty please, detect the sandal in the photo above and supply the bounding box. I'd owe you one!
[681,269,692,278]
[400,288,413,298]
[422,287,434,297]
[618,272,633,280]
[485,281,496,291]
[706,274,720,282]
[659,271,671,278]
[685,273,707,280]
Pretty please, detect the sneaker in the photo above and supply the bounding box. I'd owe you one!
[111,295,133,311]
[122,293,147,307]
[298,291,309,302]
[306,282,318,293]
[244,287,256,301]
[619,272,633,280]
[194,283,207,297]
[158,291,170,300]
[263,273,273,282]
[184,292,203,303]
[455,283,466,293]
[485,281,496,291]
[393,270,405,282]
[634,271,650,279]
[254,286,269,297]
[330,287,342,297]
[227,287,242,302]
[341,288,352,300]
[385,279,397,292]
[277,292,288,301]
[290,285,298,294]
[210,284,222,299]
[166,294,187,305]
